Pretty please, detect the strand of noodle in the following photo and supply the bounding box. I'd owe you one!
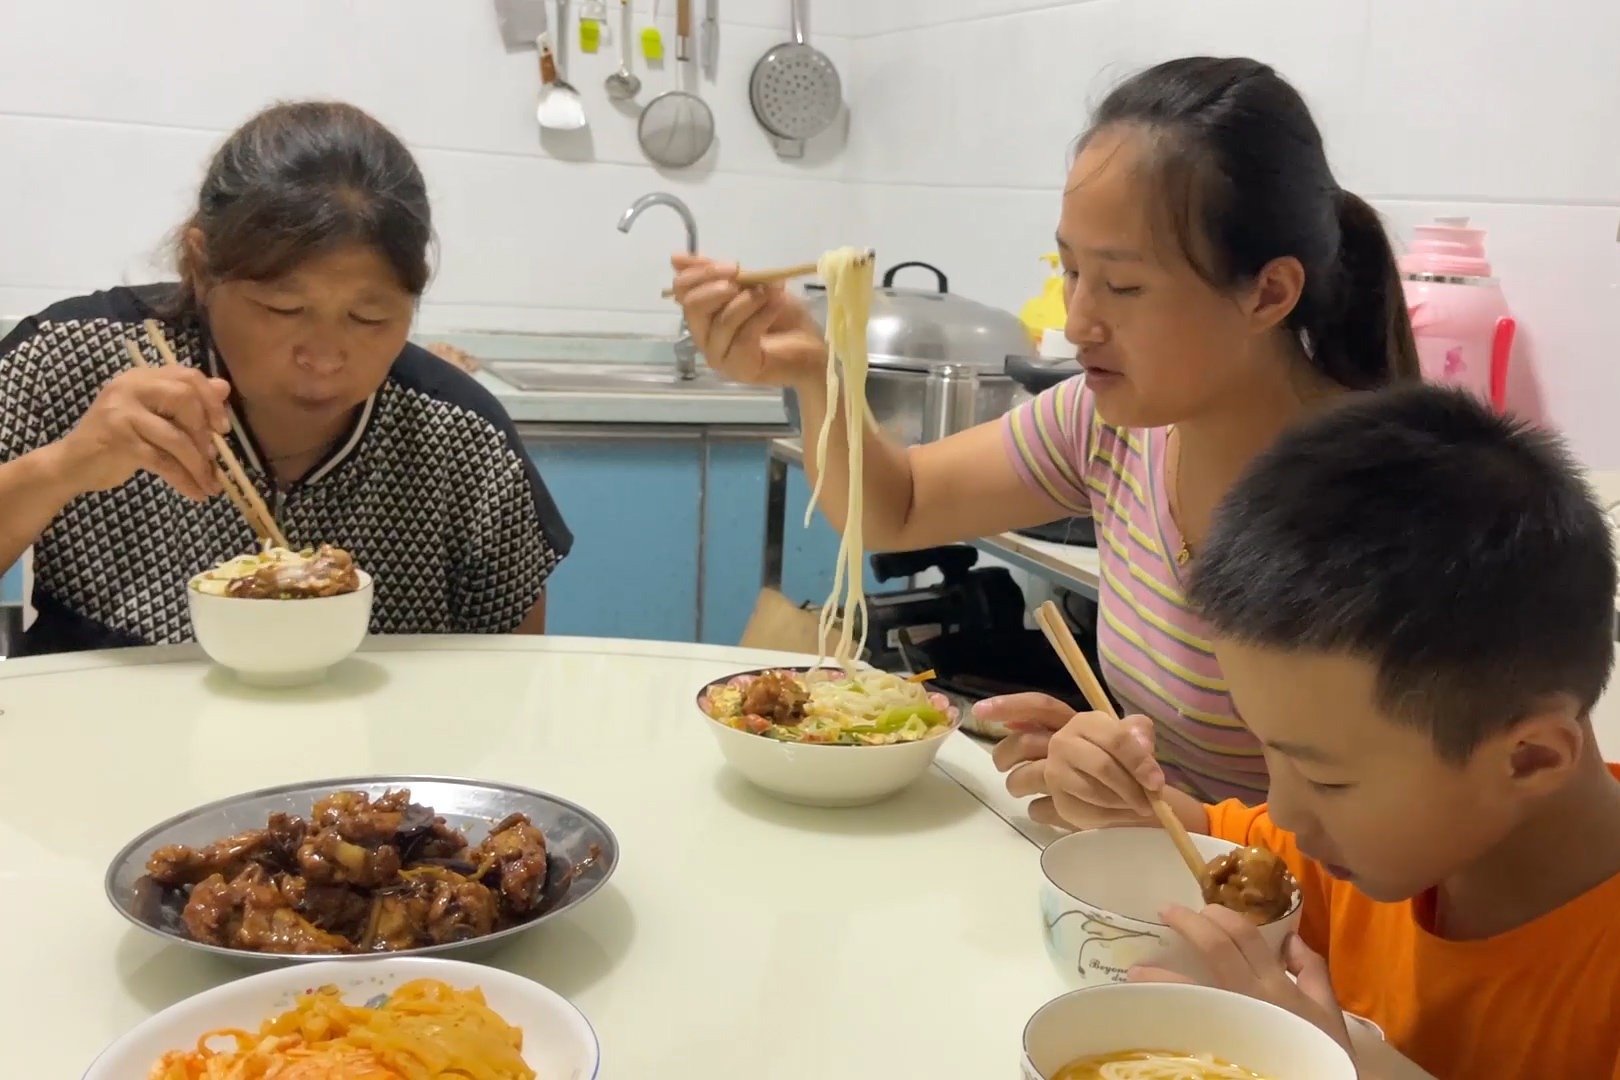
[811,248,874,671]
[804,323,841,530]
[1088,1051,1264,1080]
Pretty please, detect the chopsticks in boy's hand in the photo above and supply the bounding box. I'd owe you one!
[1034,600,1212,890]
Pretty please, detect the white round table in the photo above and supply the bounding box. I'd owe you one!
[0,636,1067,1077]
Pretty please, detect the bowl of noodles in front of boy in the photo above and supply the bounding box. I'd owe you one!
[695,666,960,806]
[187,544,373,688]
[1040,827,1302,989]
[1022,983,1356,1080]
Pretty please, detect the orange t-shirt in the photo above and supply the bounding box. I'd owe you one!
[1206,769,1620,1080]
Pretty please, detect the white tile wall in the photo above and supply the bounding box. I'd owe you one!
[843,0,1620,467]
[3,0,1619,461]
[0,0,856,336]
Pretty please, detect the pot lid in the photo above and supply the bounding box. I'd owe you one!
[804,260,1032,373]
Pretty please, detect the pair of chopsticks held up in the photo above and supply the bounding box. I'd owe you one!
[122,319,289,549]
[658,251,873,300]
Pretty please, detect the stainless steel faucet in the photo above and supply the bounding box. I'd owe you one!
[618,192,700,380]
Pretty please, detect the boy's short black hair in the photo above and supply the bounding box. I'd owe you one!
[1189,385,1616,760]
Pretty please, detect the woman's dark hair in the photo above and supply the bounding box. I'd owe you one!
[1079,57,1419,390]
[171,101,432,313]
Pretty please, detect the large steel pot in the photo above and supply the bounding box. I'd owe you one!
[788,261,1034,446]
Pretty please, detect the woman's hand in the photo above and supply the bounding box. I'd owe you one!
[669,254,827,386]
[994,698,1164,829]
[425,341,479,373]
[55,367,232,501]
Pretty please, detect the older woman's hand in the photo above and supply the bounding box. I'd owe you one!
[426,342,479,373]
[55,367,231,502]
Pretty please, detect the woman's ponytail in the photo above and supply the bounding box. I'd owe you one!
[1305,191,1421,390]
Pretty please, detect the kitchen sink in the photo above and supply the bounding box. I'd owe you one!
[486,360,770,396]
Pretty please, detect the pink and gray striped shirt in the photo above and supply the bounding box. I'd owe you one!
[1004,379,1267,803]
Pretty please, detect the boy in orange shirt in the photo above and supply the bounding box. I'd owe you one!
[1037,387,1620,1078]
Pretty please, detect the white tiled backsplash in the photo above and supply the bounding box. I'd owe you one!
[2,0,1618,460]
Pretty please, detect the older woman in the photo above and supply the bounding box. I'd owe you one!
[0,101,571,654]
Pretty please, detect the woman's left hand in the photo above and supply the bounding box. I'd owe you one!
[426,342,479,373]
[1129,905,1355,1056]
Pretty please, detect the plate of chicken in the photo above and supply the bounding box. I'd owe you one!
[104,777,618,965]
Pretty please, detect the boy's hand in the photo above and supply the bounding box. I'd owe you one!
[1129,904,1355,1057]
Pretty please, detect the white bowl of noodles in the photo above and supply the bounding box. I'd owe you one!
[695,666,960,806]
[1021,983,1356,1080]
[187,546,373,688]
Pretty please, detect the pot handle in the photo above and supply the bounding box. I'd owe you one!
[1005,353,1079,393]
[882,261,948,294]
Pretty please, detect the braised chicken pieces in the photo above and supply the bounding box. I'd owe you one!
[1202,845,1298,924]
[225,544,361,599]
[144,789,553,955]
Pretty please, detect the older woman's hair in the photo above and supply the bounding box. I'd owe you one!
[172,101,433,311]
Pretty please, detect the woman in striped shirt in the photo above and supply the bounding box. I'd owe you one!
[669,57,1419,819]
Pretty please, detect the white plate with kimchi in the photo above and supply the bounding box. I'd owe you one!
[84,956,599,1080]
[695,666,960,806]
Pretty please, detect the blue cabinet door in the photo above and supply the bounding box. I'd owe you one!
[699,439,769,646]
[526,437,703,641]
[779,462,884,611]
[0,563,20,605]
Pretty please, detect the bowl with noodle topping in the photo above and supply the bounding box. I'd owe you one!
[187,544,372,687]
[695,665,960,806]
[83,956,599,1080]
[1021,983,1355,1079]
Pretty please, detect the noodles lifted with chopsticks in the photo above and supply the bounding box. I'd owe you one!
[805,247,876,670]
[147,978,535,1080]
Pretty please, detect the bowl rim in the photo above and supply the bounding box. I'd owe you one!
[1039,826,1303,929]
[693,664,962,751]
[80,955,601,1080]
[102,773,619,963]
[187,567,376,599]
[1021,982,1354,1074]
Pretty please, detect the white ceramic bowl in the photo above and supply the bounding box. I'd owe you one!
[187,570,373,687]
[83,956,599,1079]
[1021,983,1356,1079]
[1040,827,1302,988]
[695,666,959,807]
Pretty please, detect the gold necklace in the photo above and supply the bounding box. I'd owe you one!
[1168,425,1193,566]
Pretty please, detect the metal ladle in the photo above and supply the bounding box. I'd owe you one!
[605,0,641,100]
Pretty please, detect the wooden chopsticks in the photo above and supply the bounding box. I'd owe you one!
[659,250,874,299]
[124,320,290,549]
[1033,599,1212,891]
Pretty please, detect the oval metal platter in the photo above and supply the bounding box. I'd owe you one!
[105,775,618,967]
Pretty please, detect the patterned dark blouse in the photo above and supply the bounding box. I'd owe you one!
[0,285,572,655]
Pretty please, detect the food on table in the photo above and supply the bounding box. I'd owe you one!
[189,543,361,599]
[805,246,876,667]
[1202,844,1298,924]
[146,977,535,1079]
[700,667,952,746]
[1053,1049,1271,1079]
[143,789,552,955]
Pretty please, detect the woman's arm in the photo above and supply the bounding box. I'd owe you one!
[513,592,547,635]
[0,444,81,580]
[792,372,1076,552]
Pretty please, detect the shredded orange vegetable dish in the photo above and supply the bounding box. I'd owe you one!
[147,978,537,1080]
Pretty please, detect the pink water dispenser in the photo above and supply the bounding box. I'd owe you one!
[1399,217,1516,413]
